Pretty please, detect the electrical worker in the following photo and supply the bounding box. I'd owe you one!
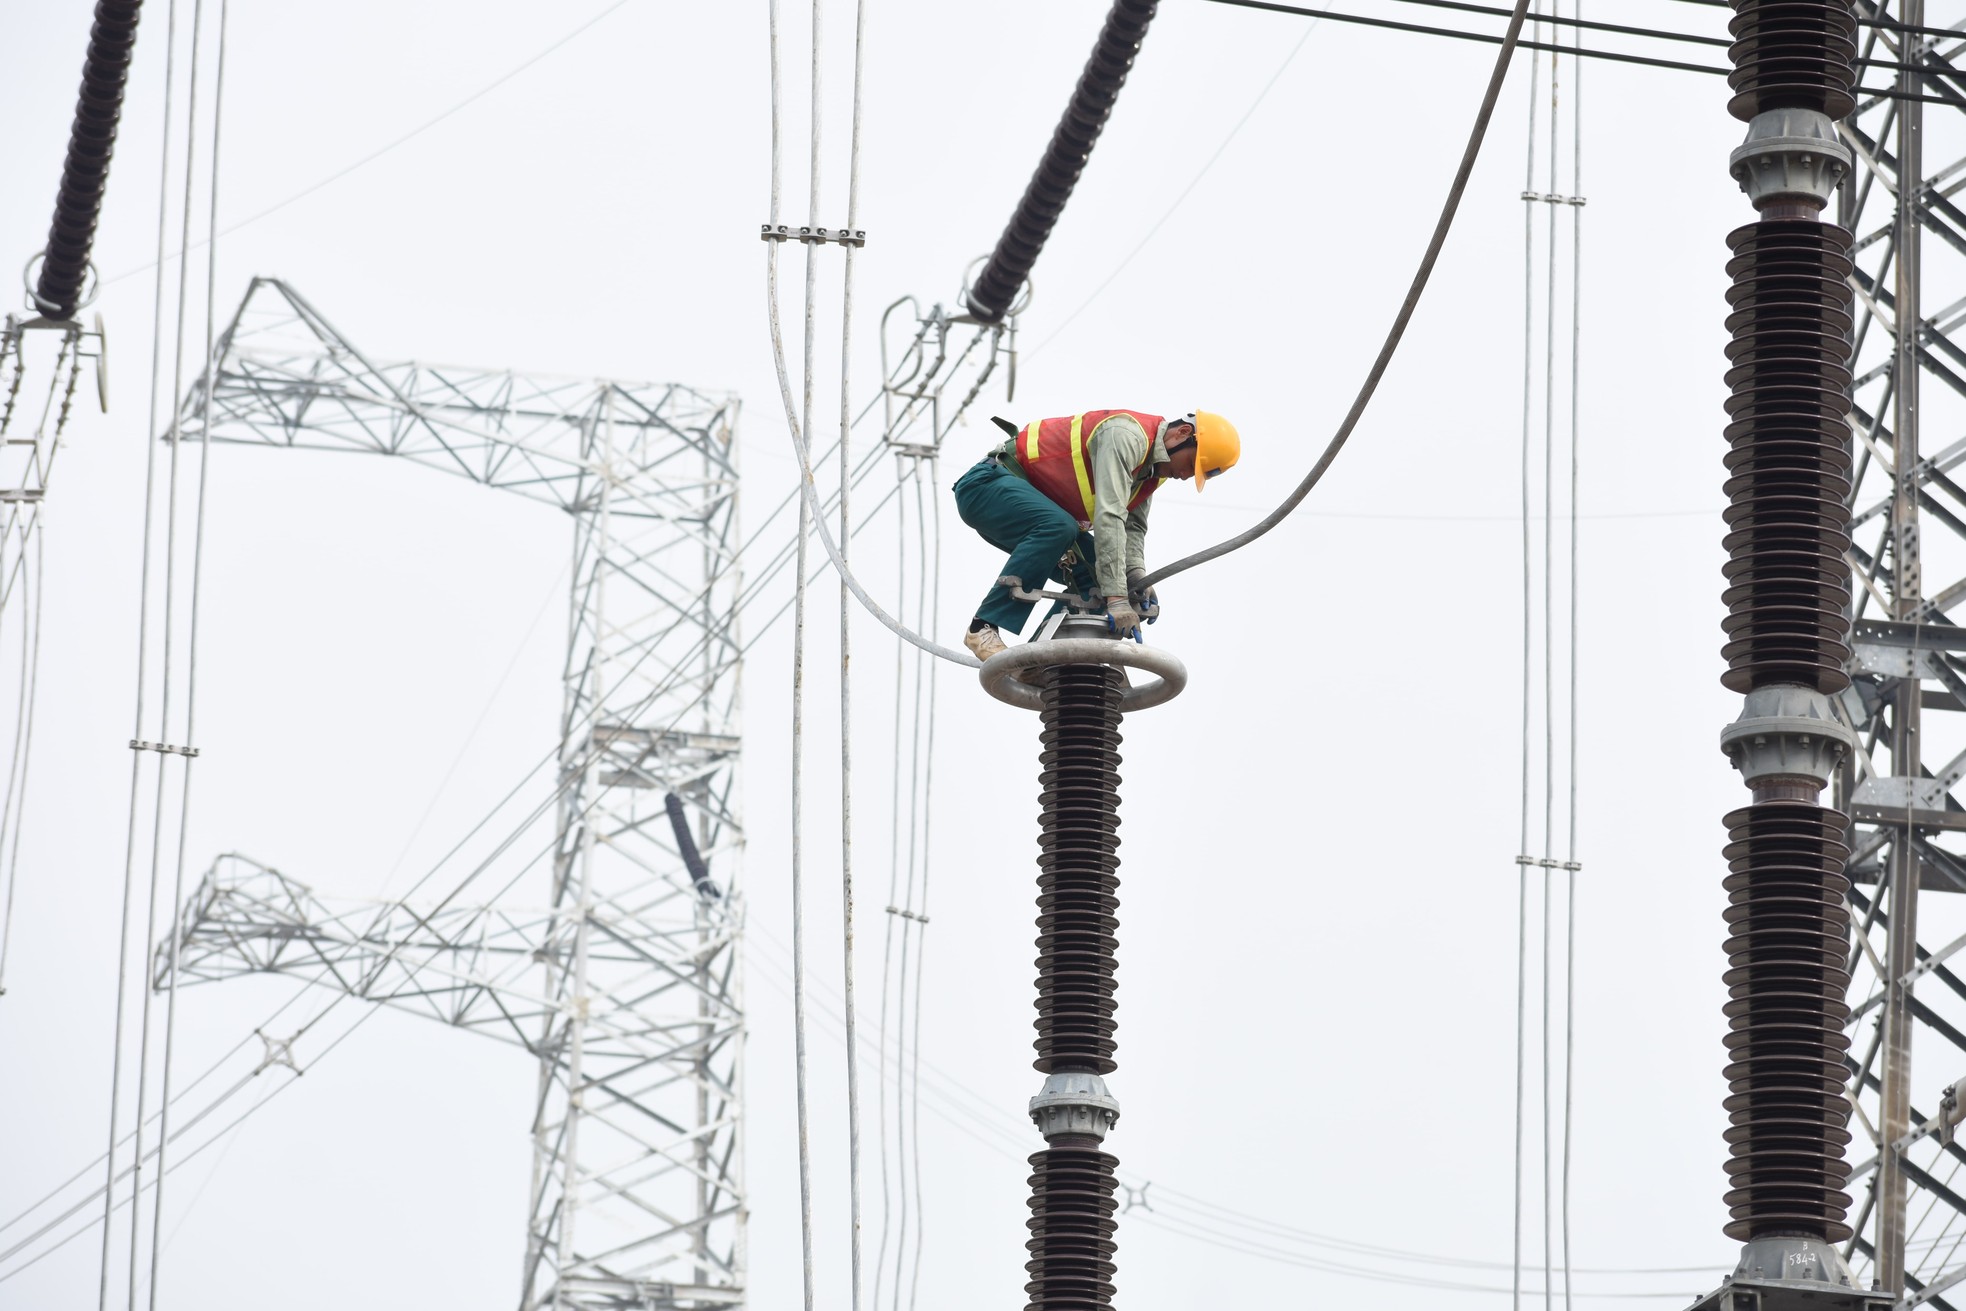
[954,408,1241,661]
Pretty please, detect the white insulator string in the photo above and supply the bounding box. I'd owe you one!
[145,3,227,1301]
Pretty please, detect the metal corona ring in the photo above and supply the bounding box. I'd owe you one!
[978,638,1187,713]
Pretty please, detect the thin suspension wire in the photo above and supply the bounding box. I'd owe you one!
[0,527,40,994]
[1541,13,1560,1311]
[99,3,181,1302]
[1513,5,1543,1306]
[872,460,904,1311]
[146,6,227,1302]
[98,2,184,1305]
[126,3,211,1297]
[906,457,941,1311]
[1561,5,1584,1307]
[891,461,930,1309]
[768,0,819,1304]
[840,1,870,1306]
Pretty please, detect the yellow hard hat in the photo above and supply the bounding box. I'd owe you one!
[1191,410,1240,491]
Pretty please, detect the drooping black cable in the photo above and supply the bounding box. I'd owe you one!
[34,0,145,321]
[664,791,721,901]
[966,0,1160,325]
[1134,0,1526,590]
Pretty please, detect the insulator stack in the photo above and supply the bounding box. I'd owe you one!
[1034,663,1125,1075]
[35,0,145,320]
[1720,801,1854,1241]
[1023,1141,1121,1310]
[1025,659,1126,1311]
[1696,2,1878,1306]
[1719,220,1854,696]
[1724,0,1857,122]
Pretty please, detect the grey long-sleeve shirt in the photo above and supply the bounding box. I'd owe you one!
[1083,413,1168,598]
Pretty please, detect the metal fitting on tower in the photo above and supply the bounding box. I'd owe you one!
[1029,1071,1122,1141]
[1719,683,1855,788]
[1693,1237,1874,1311]
[1729,110,1851,213]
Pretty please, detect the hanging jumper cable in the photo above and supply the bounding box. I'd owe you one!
[776,0,1536,672]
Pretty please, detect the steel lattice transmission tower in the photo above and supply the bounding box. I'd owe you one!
[1836,12,1966,1307]
[160,278,748,1309]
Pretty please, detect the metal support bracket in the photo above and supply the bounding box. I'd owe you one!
[758,223,868,246]
[129,738,200,758]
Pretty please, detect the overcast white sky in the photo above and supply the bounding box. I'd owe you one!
[0,1,1917,1308]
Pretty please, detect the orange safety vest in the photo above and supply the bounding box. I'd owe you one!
[1012,409,1166,525]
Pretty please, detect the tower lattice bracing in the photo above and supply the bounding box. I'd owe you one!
[1837,13,1966,1306]
[160,278,747,1309]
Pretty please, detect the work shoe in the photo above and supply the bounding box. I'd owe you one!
[964,623,1009,662]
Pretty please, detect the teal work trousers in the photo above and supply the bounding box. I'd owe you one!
[953,457,1098,634]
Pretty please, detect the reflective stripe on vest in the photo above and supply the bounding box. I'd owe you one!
[1067,414,1094,519]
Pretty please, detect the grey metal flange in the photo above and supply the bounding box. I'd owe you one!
[977,636,1187,713]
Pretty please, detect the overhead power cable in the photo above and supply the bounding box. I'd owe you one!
[102,0,635,291]
[1193,0,1960,103]
[966,0,1161,323]
[1138,0,1537,592]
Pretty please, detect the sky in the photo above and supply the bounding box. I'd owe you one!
[0,1,1908,1308]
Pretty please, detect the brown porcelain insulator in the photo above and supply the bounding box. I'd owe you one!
[1718,802,1855,1242]
[1023,1143,1121,1311]
[1724,0,1858,120]
[1034,663,1126,1074]
[1719,221,1855,694]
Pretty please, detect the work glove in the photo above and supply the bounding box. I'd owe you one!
[1126,567,1159,623]
[1106,596,1143,641]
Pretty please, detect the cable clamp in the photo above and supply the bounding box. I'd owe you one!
[130,738,200,758]
[885,904,929,924]
[759,223,868,247]
[1514,855,1573,870]
[1519,191,1587,206]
